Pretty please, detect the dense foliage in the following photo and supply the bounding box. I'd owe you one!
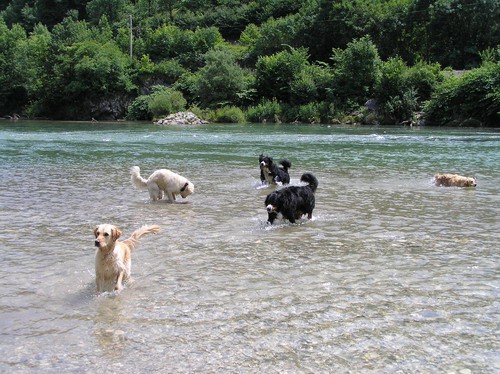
[0,0,498,125]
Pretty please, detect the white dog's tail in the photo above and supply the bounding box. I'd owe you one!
[123,225,161,250]
[130,166,148,190]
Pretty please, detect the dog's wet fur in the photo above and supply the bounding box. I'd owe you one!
[434,173,477,187]
[265,173,318,224]
[259,154,291,185]
[93,224,160,293]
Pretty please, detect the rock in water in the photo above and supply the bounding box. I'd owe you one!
[155,112,208,125]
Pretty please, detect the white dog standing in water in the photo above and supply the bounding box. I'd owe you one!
[93,224,160,293]
[130,166,194,202]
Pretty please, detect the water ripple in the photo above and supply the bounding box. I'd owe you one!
[0,122,498,373]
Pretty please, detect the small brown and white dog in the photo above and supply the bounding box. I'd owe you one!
[130,166,194,202]
[434,173,477,187]
[93,224,160,293]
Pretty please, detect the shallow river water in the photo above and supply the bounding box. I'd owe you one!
[0,121,498,373]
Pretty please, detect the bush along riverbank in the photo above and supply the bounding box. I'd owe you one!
[1,0,498,126]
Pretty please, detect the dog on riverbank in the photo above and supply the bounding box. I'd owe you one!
[93,224,160,293]
[265,173,318,224]
[130,166,194,202]
[259,154,291,185]
[433,173,477,187]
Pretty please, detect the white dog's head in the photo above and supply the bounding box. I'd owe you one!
[180,181,194,198]
[94,224,122,252]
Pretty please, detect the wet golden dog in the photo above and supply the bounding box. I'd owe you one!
[93,224,160,293]
[434,173,477,187]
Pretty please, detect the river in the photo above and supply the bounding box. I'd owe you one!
[0,121,498,373]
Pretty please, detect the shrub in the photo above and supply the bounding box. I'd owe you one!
[290,64,333,105]
[187,105,205,120]
[382,87,419,124]
[148,88,186,118]
[374,57,418,123]
[330,36,381,108]
[208,106,246,123]
[424,62,499,126]
[193,46,246,108]
[245,15,300,64]
[126,86,187,120]
[291,102,321,123]
[246,99,282,123]
[255,47,309,102]
[153,59,187,83]
[173,71,198,104]
[282,101,337,124]
[126,95,151,120]
[403,61,445,103]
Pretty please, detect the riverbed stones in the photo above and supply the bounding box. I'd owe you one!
[155,112,208,125]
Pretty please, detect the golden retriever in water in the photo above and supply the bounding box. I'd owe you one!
[93,224,160,293]
[434,173,477,187]
[130,166,194,202]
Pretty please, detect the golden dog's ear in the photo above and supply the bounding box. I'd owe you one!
[112,227,122,241]
[93,226,98,238]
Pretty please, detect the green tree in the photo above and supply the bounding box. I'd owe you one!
[301,0,411,62]
[1,0,89,30]
[408,0,500,68]
[290,63,332,105]
[17,23,52,114]
[0,21,28,114]
[374,57,419,123]
[160,0,181,21]
[50,15,94,48]
[193,46,247,108]
[244,15,300,63]
[255,47,309,102]
[127,85,186,120]
[38,39,135,119]
[148,87,186,118]
[1,0,36,31]
[143,25,223,69]
[403,60,444,103]
[424,62,499,126]
[86,0,126,25]
[330,36,381,109]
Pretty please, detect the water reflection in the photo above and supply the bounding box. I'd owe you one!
[93,296,129,358]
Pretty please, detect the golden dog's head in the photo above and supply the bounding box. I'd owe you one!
[180,181,194,198]
[462,177,477,187]
[93,224,122,252]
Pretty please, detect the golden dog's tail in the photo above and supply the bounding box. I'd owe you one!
[123,225,161,250]
[130,166,148,190]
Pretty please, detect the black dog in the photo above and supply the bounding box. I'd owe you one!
[265,173,318,224]
[259,154,291,185]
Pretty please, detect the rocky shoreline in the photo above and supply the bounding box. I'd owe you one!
[155,112,208,125]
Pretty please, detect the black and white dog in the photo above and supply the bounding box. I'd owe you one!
[259,154,291,185]
[264,173,318,224]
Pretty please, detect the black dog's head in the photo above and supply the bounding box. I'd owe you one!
[259,154,273,170]
[259,154,275,184]
[264,191,281,224]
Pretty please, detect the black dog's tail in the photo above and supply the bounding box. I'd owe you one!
[279,159,291,172]
[300,173,318,193]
